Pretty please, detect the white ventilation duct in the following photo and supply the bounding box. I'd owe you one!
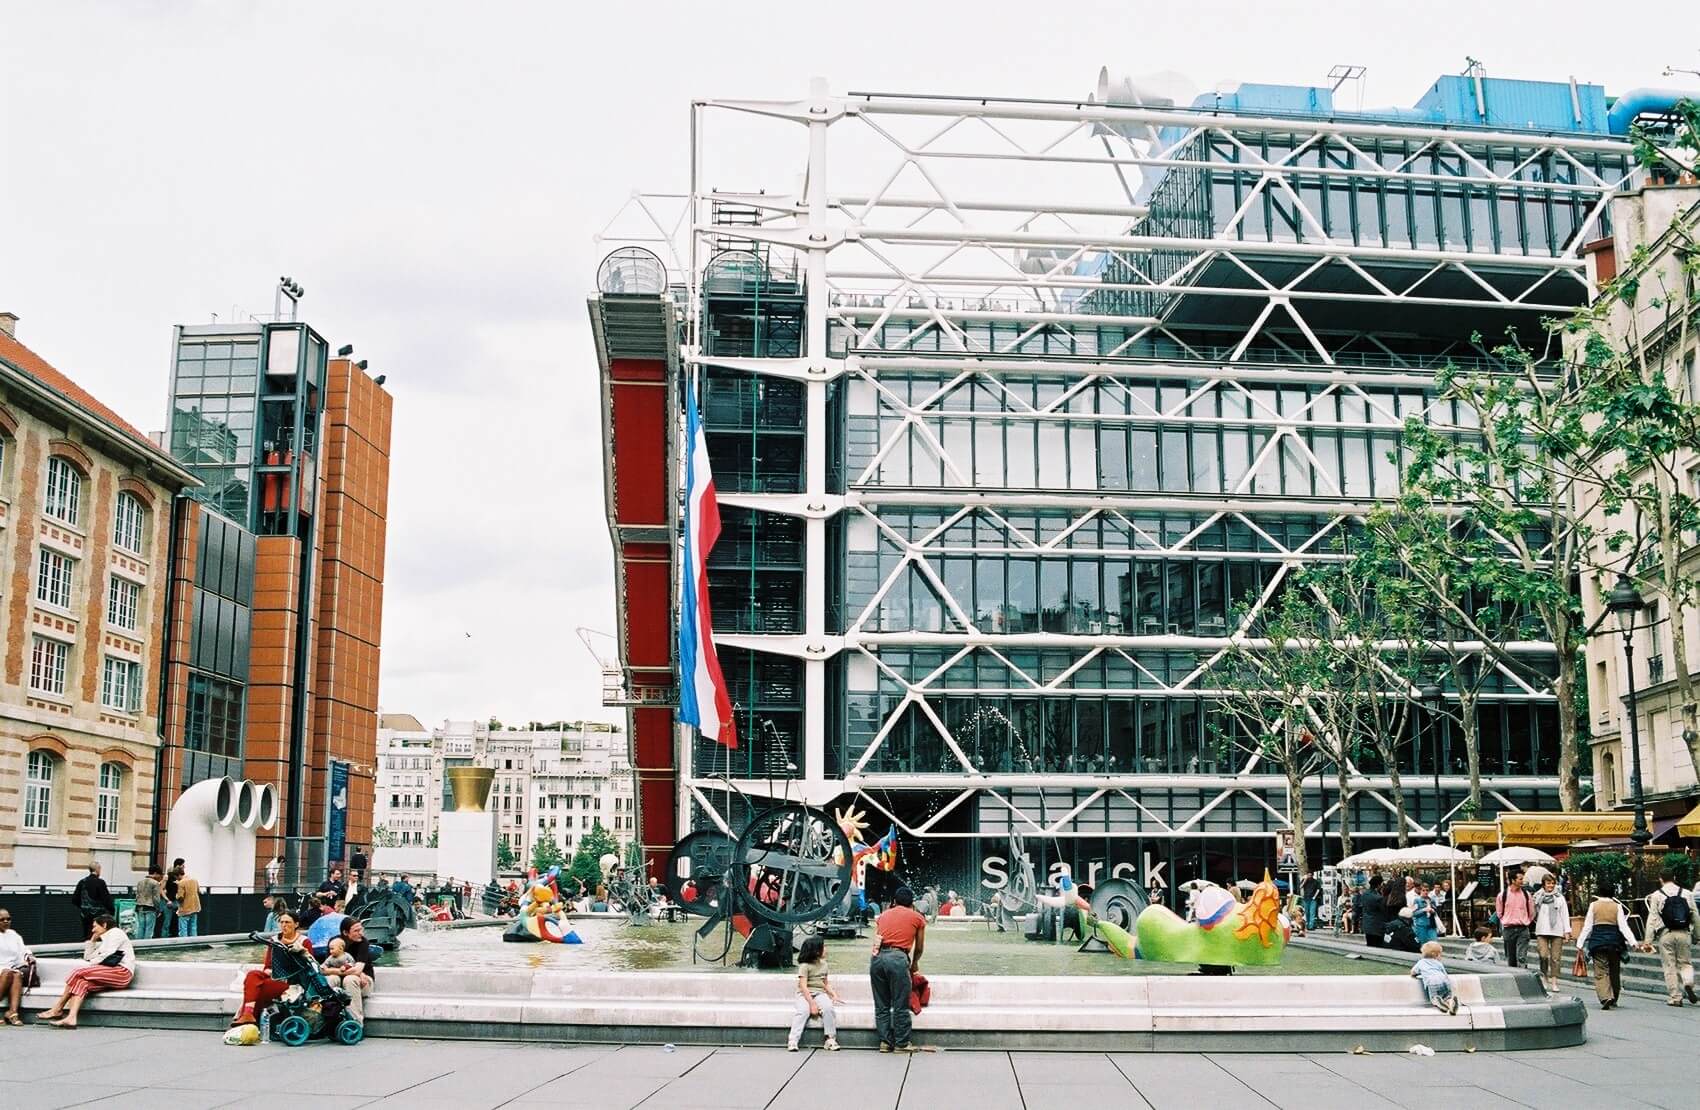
[230,782,279,887]
[167,776,235,885]
[166,777,278,888]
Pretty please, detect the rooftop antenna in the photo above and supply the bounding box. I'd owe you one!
[1327,64,1366,111]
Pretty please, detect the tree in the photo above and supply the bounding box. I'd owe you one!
[1398,346,1602,811]
[1364,498,1521,823]
[496,838,519,871]
[1303,550,1425,846]
[426,829,439,848]
[1210,590,1343,877]
[531,833,566,873]
[568,821,621,893]
[371,824,397,848]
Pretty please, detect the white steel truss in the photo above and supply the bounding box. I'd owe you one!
[624,82,1627,846]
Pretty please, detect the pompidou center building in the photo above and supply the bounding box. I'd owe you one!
[591,69,1653,893]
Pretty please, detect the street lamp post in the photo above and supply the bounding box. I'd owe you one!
[1606,575,1653,849]
[1422,683,1445,843]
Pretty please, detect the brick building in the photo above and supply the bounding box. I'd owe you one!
[0,315,198,884]
[159,308,392,884]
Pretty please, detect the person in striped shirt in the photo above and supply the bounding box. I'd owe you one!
[35,914,134,1028]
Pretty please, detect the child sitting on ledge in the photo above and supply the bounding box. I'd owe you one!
[1412,939,1459,1014]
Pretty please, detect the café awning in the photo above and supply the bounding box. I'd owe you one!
[1677,801,1700,839]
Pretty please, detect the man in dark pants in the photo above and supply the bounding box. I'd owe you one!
[1496,868,1535,969]
[1300,872,1323,931]
[70,862,115,938]
[869,885,927,1052]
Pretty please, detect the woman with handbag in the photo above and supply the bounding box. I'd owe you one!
[35,913,135,1028]
[1574,880,1645,1010]
[0,906,35,1025]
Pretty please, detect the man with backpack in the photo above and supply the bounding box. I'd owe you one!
[1495,868,1535,969]
[1644,869,1699,1007]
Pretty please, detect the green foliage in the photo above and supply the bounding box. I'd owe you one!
[1564,852,1632,902]
[568,821,621,892]
[371,824,397,848]
[426,829,438,849]
[1656,851,1696,890]
[496,838,519,871]
[530,833,565,873]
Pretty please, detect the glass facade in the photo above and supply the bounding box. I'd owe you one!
[656,78,1641,890]
[169,324,325,537]
[179,504,254,787]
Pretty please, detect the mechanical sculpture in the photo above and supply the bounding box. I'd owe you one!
[663,803,853,967]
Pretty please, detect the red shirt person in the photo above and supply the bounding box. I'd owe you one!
[868,886,927,1052]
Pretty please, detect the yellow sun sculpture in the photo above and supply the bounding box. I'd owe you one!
[1234,870,1284,948]
[835,803,871,845]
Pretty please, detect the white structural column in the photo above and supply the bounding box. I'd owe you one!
[803,77,834,789]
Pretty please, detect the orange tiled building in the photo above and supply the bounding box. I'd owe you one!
[159,315,391,884]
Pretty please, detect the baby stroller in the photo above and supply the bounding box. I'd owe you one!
[246,932,364,1046]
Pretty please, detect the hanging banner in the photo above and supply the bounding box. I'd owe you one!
[1495,812,1633,845]
[1449,822,1500,847]
[327,760,350,866]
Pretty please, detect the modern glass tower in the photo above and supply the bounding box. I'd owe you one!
[596,71,1660,893]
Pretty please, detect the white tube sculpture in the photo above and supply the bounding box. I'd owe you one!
[166,777,279,888]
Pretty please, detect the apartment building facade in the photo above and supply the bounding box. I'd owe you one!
[373,717,632,864]
[0,316,198,883]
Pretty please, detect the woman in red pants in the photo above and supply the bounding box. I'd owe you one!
[232,909,313,1025]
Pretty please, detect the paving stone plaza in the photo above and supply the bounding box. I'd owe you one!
[0,988,1691,1110]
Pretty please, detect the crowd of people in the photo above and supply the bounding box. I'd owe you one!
[1340,863,1700,1013]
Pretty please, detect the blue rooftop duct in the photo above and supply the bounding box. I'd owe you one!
[1606,88,1700,134]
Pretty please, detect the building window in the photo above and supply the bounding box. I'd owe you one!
[96,762,123,836]
[30,636,69,696]
[184,673,245,759]
[44,457,81,525]
[36,548,75,610]
[101,656,142,714]
[113,492,146,554]
[107,575,141,632]
[24,750,55,831]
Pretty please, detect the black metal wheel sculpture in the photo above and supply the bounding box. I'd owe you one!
[664,829,739,918]
[732,804,852,926]
[1088,877,1149,932]
[663,805,851,965]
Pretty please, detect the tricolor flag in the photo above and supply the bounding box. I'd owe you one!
[678,382,737,748]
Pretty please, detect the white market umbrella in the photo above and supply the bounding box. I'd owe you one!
[1387,844,1473,867]
[1523,864,1555,886]
[1481,846,1557,866]
[1178,879,1218,893]
[1336,847,1399,870]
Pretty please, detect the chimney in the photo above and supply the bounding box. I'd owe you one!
[0,312,16,338]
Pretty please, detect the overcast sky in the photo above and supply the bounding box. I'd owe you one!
[0,1,1688,727]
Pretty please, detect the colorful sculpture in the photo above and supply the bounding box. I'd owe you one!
[501,868,583,944]
[1133,872,1290,966]
[834,804,900,911]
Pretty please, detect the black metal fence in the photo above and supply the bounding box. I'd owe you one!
[0,886,273,944]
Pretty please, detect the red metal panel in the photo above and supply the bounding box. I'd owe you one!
[609,358,667,527]
[622,550,672,668]
[605,354,677,875]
